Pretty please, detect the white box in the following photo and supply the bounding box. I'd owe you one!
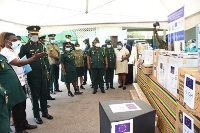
[157,55,169,88]
[143,50,153,65]
[165,57,198,97]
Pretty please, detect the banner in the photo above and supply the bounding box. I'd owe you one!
[168,7,185,51]
[196,23,200,73]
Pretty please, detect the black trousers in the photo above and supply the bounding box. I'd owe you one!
[83,63,91,83]
[12,86,28,132]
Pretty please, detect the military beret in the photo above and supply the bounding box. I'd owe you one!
[65,35,71,38]
[105,39,109,43]
[93,37,99,42]
[106,39,112,44]
[83,38,89,43]
[26,26,40,33]
[48,34,56,38]
[117,41,122,44]
[39,35,46,40]
[75,42,80,46]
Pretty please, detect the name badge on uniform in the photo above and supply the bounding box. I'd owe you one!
[4,91,8,104]
[1,62,4,69]
[30,50,35,52]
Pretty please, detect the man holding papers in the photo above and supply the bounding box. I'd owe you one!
[0,32,45,132]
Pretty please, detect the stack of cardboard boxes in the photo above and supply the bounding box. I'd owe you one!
[176,67,200,132]
[141,50,153,75]
[152,49,198,97]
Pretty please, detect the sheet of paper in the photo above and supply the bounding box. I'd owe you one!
[183,112,194,133]
[184,74,196,109]
[21,55,32,73]
[111,119,133,133]
[117,54,122,61]
[109,102,141,113]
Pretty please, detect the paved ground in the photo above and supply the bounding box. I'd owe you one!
[12,75,134,133]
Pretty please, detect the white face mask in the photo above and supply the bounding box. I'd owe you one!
[66,39,70,42]
[11,41,19,50]
[75,47,80,50]
[95,43,100,47]
[30,35,38,42]
[51,40,56,44]
[16,40,22,47]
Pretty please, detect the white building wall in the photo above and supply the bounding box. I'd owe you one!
[96,27,122,45]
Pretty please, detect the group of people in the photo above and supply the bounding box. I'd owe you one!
[0,25,130,133]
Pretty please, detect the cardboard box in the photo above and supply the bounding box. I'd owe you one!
[142,64,153,75]
[176,103,200,133]
[99,100,155,133]
[153,49,160,66]
[143,50,153,65]
[165,58,198,97]
[177,67,200,118]
[157,55,169,88]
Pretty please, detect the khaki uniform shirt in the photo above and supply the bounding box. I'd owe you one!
[72,50,84,67]
[46,43,60,65]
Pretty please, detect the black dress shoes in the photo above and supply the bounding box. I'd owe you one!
[93,91,97,94]
[47,96,55,100]
[42,114,53,120]
[15,131,28,133]
[118,85,122,88]
[24,124,37,130]
[80,85,85,90]
[68,91,74,97]
[101,90,105,93]
[110,87,115,89]
[50,91,55,94]
[82,82,86,85]
[106,87,109,90]
[35,118,43,124]
[55,90,62,92]
[123,87,126,90]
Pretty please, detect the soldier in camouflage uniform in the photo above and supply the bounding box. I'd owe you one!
[154,27,168,50]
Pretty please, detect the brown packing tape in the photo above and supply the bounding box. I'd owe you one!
[177,67,200,118]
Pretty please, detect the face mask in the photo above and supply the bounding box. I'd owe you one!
[117,45,122,49]
[16,40,22,46]
[30,35,38,42]
[75,47,80,50]
[107,45,111,48]
[95,43,100,47]
[11,41,19,50]
[66,39,70,42]
[65,48,71,51]
[51,40,56,44]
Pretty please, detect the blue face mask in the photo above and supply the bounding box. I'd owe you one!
[117,45,122,49]
[65,48,71,51]
[107,45,111,48]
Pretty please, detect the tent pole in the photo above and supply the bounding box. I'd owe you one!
[85,0,88,14]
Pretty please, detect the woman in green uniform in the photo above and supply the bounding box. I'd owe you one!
[72,42,85,90]
[60,42,83,97]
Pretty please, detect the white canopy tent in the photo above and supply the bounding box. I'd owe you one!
[0,0,200,35]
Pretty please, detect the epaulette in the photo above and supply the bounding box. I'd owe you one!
[61,52,64,54]
[23,42,28,45]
